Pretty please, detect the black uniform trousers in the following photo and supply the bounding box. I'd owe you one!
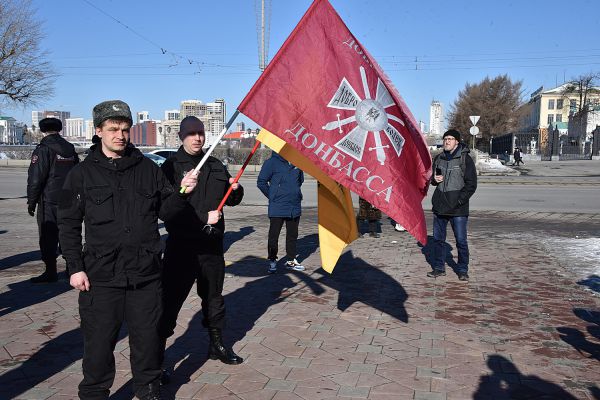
[160,238,226,341]
[78,279,162,400]
[267,216,300,261]
[36,202,59,265]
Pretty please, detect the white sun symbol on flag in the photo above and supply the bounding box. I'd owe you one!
[322,66,406,165]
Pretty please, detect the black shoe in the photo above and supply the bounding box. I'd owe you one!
[427,270,446,278]
[458,273,469,282]
[208,328,243,365]
[30,271,58,283]
[368,232,381,238]
[135,382,161,400]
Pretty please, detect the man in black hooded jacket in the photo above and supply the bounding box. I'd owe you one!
[27,117,79,283]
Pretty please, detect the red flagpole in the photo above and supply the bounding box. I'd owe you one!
[216,140,261,212]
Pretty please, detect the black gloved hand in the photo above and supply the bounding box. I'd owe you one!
[28,203,36,217]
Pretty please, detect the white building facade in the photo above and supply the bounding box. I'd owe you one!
[429,100,443,137]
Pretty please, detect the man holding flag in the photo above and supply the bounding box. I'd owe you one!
[159,116,244,374]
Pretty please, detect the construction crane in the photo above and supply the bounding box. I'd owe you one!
[255,0,271,71]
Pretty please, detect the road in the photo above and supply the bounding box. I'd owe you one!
[2,167,599,214]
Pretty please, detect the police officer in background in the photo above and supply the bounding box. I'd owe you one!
[58,100,175,400]
[27,117,78,283]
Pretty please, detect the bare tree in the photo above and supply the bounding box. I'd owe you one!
[561,72,600,113]
[0,0,56,108]
[448,75,524,148]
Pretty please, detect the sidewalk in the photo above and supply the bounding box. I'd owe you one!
[0,199,599,399]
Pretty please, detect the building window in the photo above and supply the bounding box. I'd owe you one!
[556,114,562,122]
[547,114,554,125]
[548,99,555,109]
[570,99,577,114]
[556,99,563,109]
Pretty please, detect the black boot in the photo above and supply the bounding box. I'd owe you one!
[135,381,161,400]
[31,260,58,283]
[208,328,243,365]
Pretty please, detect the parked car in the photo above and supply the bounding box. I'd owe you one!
[143,152,166,166]
[149,148,178,159]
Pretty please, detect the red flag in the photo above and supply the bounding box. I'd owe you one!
[239,0,432,244]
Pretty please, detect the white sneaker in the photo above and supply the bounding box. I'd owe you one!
[268,261,277,274]
[395,224,406,232]
[285,259,305,271]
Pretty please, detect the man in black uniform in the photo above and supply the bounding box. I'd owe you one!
[58,100,174,400]
[159,116,244,376]
[27,117,78,283]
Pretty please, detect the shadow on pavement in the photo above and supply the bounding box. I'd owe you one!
[0,278,71,317]
[419,235,458,273]
[577,274,600,293]
[0,229,7,234]
[0,329,83,399]
[160,255,311,398]
[556,308,600,362]
[314,251,409,322]
[296,233,319,262]
[0,249,42,271]
[473,354,580,399]
[223,226,255,253]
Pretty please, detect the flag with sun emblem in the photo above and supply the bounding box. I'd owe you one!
[239,0,432,244]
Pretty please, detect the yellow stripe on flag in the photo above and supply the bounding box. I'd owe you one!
[257,129,358,273]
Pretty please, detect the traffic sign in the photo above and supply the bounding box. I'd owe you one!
[469,126,479,136]
[469,115,480,126]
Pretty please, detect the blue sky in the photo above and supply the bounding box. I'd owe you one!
[4,0,600,131]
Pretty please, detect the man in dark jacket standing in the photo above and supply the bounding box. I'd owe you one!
[159,116,244,372]
[257,152,305,273]
[430,129,477,282]
[27,117,78,283]
[58,100,173,400]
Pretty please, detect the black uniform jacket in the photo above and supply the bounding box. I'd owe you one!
[27,134,79,207]
[58,144,176,287]
[159,147,244,255]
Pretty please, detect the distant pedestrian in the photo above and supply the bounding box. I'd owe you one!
[429,129,477,282]
[357,197,382,238]
[257,152,305,273]
[513,147,524,166]
[58,100,173,399]
[27,117,78,283]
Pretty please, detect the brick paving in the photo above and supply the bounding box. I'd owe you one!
[0,197,599,399]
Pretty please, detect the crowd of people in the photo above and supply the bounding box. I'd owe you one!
[26,99,477,399]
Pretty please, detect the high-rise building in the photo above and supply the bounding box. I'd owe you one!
[31,111,44,132]
[429,100,443,137]
[180,100,205,119]
[214,98,226,123]
[137,111,149,124]
[164,109,180,121]
[65,118,85,138]
[130,120,157,146]
[418,120,427,134]
[85,120,94,140]
[236,121,246,132]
